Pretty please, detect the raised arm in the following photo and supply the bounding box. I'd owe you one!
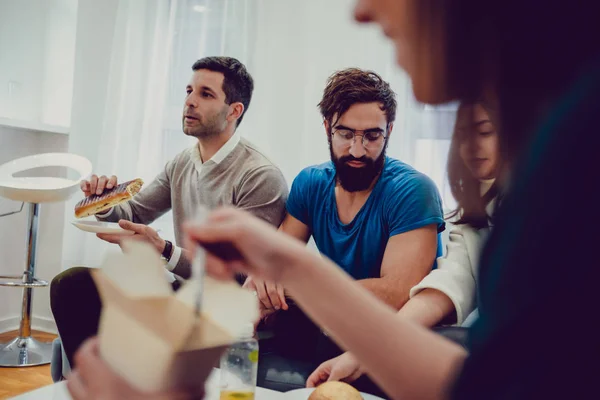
[185,208,467,400]
[95,164,172,225]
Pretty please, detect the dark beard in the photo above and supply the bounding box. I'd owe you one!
[182,107,228,138]
[329,141,387,192]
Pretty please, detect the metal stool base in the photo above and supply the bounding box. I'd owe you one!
[0,274,48,288]
[0,203,51,367]
[0,336,52,367]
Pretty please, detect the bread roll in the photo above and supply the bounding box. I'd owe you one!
[74,178,143,218]
[308,382,363,400]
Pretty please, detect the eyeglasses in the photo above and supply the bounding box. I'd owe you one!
[331,127,387,149]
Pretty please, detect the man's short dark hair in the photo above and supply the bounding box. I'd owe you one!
[192,57,254,127]
[318,68,397,127]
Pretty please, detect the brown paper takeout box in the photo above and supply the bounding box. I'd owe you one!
[91,241,259,393]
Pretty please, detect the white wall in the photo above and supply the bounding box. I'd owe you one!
[0,0,76,126]
[0,0,77,333]
[0,0,458,334]
[241,0,407,185]
[0,0,119,334]
[60,0,121,269]
[0,127,69,333]
[0,0,45,121]
[41,0,78,126]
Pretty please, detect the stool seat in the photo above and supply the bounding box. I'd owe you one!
[0,152,91,203]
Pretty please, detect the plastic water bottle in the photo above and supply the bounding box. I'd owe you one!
[219,323,259,400]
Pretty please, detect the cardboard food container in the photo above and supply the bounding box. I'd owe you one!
[91,241,259,394]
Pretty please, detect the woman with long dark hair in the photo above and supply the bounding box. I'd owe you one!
[178,1,599,398]
[446,103,498,229]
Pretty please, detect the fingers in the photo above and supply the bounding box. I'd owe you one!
[119,220,146,235]
[98,222,149,244]
[72,337,117,397]
[307,362,331,388]
[229,260,253,277]
[96,175,109,195]
[328,367,352,383]
[254,278,273,310]
[183,218,243,246]
[67,370,88,400]
[307,355,359,387]
[184,220,248,268]
[242,276,255,290]
[107,175,118,190]
[277,284,288,310]
[97,233,122,244]
[305,375,319,388]
[73,338,102,385]
[328,354,362,383]
[89,175,98,196]
[249,280,286,311]
[265,281,281,310]
[244,277,285,312]
[204,253,236,280]
[80,180,91,197]
[85,175,117,196]
[345,368,364,384]
[84,336,100,353]
[184,207,261,246]
[183,208,280,280]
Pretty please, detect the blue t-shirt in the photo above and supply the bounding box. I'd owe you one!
[286,157,445,280]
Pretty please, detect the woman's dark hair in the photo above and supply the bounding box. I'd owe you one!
[447,102,498,229]
[443,0,600,163]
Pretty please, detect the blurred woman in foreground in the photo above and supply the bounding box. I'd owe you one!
[68,0,600,398]
[184,1,600,399]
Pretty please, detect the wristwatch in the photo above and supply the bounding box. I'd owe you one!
[162,240,173,262]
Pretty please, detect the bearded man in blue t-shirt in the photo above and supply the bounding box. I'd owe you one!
[245,68,445,392]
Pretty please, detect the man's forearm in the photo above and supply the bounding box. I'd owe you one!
[361,280,457,327]
[396,289,456,328]
[96,204,132,223]
[359,278,410,310]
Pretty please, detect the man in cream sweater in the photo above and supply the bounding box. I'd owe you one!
[51,57,288,368]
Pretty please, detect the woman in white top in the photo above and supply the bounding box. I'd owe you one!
[306,101,500,387]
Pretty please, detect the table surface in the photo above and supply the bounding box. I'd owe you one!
[9,370,384,400]
[9,370,283,400]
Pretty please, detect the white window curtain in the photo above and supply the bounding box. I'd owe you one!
[61,0,457,269]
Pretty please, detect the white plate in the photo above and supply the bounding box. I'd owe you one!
[284,387,385,400]
[71,220,135,235]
